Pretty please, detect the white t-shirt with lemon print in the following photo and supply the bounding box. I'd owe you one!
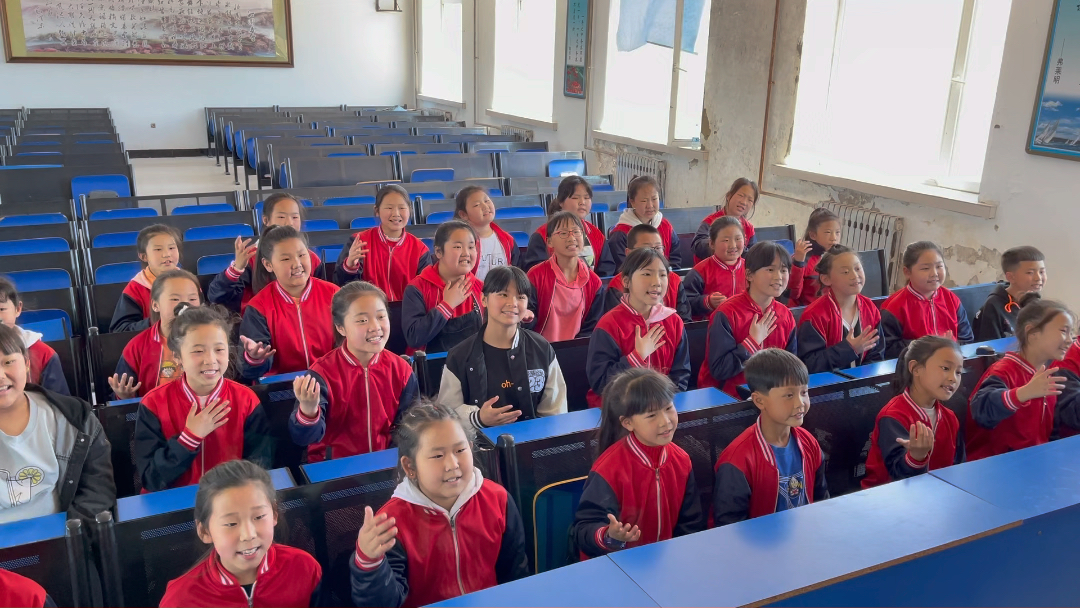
[0,393,61,523]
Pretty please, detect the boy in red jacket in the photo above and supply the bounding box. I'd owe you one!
[712,349,829,526]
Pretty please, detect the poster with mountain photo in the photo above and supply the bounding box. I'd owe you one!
[1029,0,1080,159]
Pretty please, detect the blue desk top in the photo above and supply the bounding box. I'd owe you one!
[609,475,1017,607]
[429,556,659,607]
[258,370,304,385]
[0,512,67,549]
[674,387,736,413]
[836,359,898,380]
[118,468,295,522]
[932,436,1080,520]
[301,448,400,484]
[481,408,600,445]
[107,397,140,407]
[961,337,1017,359]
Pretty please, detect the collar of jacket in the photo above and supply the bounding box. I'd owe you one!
[180,374,226,406]
[618,295,676,325]
[23,384,88,430]
[391,466,485,519]
[273,278,313,303]
[210,543,275,587]
[625,432,668,469]
[904,283,938,303]
[340,344,383,368]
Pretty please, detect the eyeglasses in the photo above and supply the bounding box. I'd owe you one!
[554,229,583,239]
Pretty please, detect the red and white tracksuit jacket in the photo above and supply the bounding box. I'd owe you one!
[160,544,322,608]
[239,278,340,380]
[967,352,1056,460]
[698,292,797,397]
[862,391,963,488]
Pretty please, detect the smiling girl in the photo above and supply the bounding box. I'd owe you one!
[111,224,183,333]
[606,176,681,270]
[527,211,606,343]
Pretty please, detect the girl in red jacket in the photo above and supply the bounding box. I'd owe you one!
[289,281,419,462]
[522,175,615,277]
[527,211,606,343]
[110,269,203,399]
[455,185,520,279]
[0,277,69,395]
[684,215,747,320]
[788,208,842,307]
[692,177,758,264]
[587,247,690,408]
[699,241,797,397]
[239,226,340,380]
[350,401,528,607]
[862,336,964,488]
[880,241,974,359]
[967,300,1073,460]
[796,246,884,373]
[606,175,681,270]
[110,224,182,333]
[135,306,270,492]
[0,569,51,608]
[335,185,431,300]
[572,367,704,558]
[209,193,326,313]
[160,460,322,608]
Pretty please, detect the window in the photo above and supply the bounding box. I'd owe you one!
[595,0,712,146]
[789,0,1010,193]
[418,0,464,103]
[490,0,558,123]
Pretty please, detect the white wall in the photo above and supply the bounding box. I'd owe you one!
[0,0,415,150]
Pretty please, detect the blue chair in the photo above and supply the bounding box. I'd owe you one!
[197,254,234,276]
[590,202,610,213]
[15,151,62,156]
[302,219,339,232]
[71,174,131,203]
[316,245,343,263]
[411,168,454,182]
[21,318,67,342]
[495,206,546,220]
[18,309,72,336]
[776,239,795,256]
[350,217,380,230]
[489,188,504,196]
[593,183,615,192]
[413,192,446,200]
[510,231,530,248]
[184,224,255,242]
[95,261,142,285]
[548,159,585,177]
[5,269,71,292]
[421,237,434,253]
[0,238,69,256]
[426,211,456,224]
[93,231,140,248]
[0,213,67,227]
[171,203,235,216]
[88,208,159,221]
[325,196,376,206]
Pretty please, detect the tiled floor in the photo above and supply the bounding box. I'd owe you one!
[131,156,245,196]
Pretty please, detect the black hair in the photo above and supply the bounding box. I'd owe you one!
[619,247,669,293]
[454,185,488,220]
[891,336,962,395]
[709,215,744,243]
[551,176,593,215]
[331,281,389,346]
[261,192,306,226]
[136,224,183,269]
[1001,246,1045,274]
[1015,299,1074,349]
[482,266,531,299]
[596,368,676,456]
[626,223,661,250]
[0,276,20,306]
[814,245,858,291]
[166,304,235,362]
[626,175,661,204]
[393,399,473,482]
[744,348,809,395]
[902,241,943,270]
[149,269,203,323]
[745,241,792,276]
[194,460,277,532]
[545,211,585,242]
[253,225,309,294]
[375,184,412,215]
[0,323,28,360]
[433,220,477,259]
[803,207,840,241]
[722,177,759,220]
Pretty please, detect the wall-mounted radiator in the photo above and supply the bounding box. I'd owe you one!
[499,126,534,142]
[820,202,905,291]
[615,152,666,193]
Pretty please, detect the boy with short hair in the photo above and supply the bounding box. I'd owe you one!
[602,224,692,322]
[711,349,829,526]
[972,246,1046,342]
[0,277,69,395]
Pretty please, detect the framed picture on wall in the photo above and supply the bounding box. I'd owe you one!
[1027,0,1080,159]
[564,0,588,99]
[1,0,293,67]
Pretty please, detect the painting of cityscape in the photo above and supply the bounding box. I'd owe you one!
[1,0,292,66]
[1028,0,1080,160]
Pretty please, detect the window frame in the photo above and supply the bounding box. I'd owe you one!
[415,0,466,106]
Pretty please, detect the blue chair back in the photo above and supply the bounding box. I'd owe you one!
[89,208,159,221]
[776,239,795,256]
[22,318,67,342]
[93,231,140,248]
[0,238,69,256]
[184,224,255,242]
[71,174,132,203]
[411,168,454,182]
[510,231,530,248]
[315,245,343,264]
[421,237,434,253]
[548,159,586,177]
[197,254,234,276]
[5,269,72,292]
[18,309,72,336]
[425,211,455,224]
[495,206,546,220]
[302,219,339,232]
[593,183,615,191]
[171,203,235,216]
[0,213,67,226]
[412,192,446,200]
[350,217,380,230]
[95,261,142,285]
[325,196,376,206]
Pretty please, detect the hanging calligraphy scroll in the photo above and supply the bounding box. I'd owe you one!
[1028,0,1080,160]
[1,0,292,67]
[563,0,588,99]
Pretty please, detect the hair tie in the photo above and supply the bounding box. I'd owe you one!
[173,302,194,318]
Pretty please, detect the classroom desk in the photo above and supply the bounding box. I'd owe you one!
[301,447,400,484]
[429,556,659,608]
[835,359,897,380]
[674,387,736,413]
[481,408,600,446]
[0,512,67,549]
[960,336,1016,359]
[738,371,847,399]
[609,474,1017,607]
[118,468,295,522]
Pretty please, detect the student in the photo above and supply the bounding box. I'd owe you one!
[454,185,520,280]
[110,224,182,333]
[349,401,529,607]
[788,208,842,307]
[972,246,1046,342]
[683,216,747,320]
[288,282,419,462]
[698,242,797,397]
[0,324,115,523]
[862,337,965,488]
[110,269,203,399]
[1054,336,1080,438]
[522,175,615,277]
[692,177,758,264]
[135,306,271,492]
[208,193,326,314]
[238,226,340,380]
[0,277,69,395]
[439,266,567,432]
[527,211,606,342]
[401,220,484,354]
[711,349,828,525]
[335,184,431,300]
[159,460,322,608]
[572,368,704,557]
[606,176,681,271]
[587,248,691,409]
[797,246,884,373]
[604,224,692,323]
[0,569,54,608]
[880,241,973,359]
[967,300,1074,461]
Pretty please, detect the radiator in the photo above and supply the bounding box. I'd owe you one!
[499,126,534,141]
[615,152,666,192]
[820,202,905,291]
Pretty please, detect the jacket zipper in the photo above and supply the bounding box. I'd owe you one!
[449,516,466,595]
[364,366,372,452]
[295,301,311,368]
[654,468,662,542]
[241,580,256,608]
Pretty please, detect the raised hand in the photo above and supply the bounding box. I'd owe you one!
[233,236,258,271]
[605,513,641,544]
[108,373,142,400]
[634,325,667,361]
[478,396,522,427]
[442,278,470,309]
[185,398,230,440]
[240,335,277,363]
[356,506,398,561]
[896,421,934,463]
[346,237,370,267]
[293,375,321,418]
[846,327,880,355]
[748,310,778,346]
[1017,365,1067,402]
[793,239,813,263]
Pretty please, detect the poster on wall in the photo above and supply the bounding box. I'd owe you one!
[564,0,588,99]
[0,0,293,67]
[1028,0,1080,159]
